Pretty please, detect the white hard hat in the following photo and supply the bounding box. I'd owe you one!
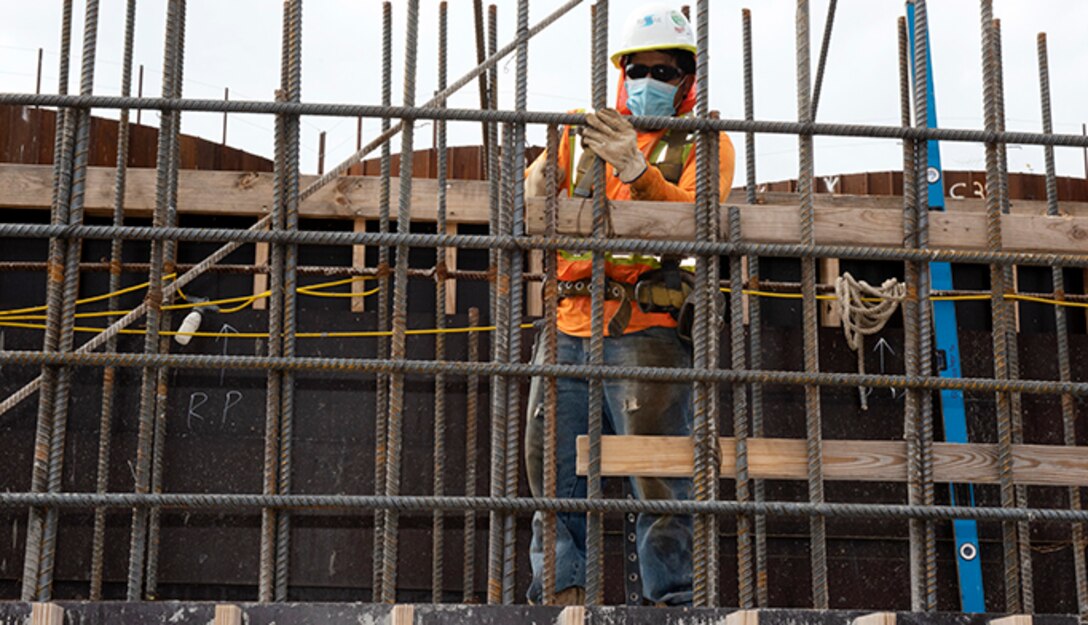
[610,3,697,68]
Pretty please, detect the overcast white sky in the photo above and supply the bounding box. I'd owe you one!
[2,1,1087,184]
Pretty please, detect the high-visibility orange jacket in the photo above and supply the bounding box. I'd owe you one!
[538,74,736,338]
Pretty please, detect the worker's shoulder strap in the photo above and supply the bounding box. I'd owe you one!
[571,126,696,197]
[651,128,696,185]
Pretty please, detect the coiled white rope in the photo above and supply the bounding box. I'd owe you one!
[835,272,906,410]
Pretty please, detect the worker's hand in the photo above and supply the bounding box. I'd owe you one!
[524,151,567,197]
[582,108,647,184]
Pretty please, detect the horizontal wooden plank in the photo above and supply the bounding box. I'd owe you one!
[751,190,1088,217]
[0,163,492,222]
[3,163,1087,255]
[528,198,1088,255]
[574,435,1088,487]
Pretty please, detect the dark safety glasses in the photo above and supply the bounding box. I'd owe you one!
[623,63,684,83]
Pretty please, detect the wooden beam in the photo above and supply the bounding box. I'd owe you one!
[390,604,415,625]
[445,223,458,315]
[990,616,1032,625]
[7,163,1088,218]
[351,218,368,313]
[557,605,585,625]
[3,163,1088,255]
[214,604,243,625]
[726,609,759,625]
[527,198,1088,256]
[527,248,544,317]
[852,612,895,625]
[251,222,270,311]
[818,258,841,328]
[748,189,1088,217]
[740,256,750,325]
[0,163,493,222]
[31,603,64,625]
[574,435,1088,487]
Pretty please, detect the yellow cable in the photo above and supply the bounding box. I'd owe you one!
[0,320,536,340]
[0,274,176,318]
[5,271,1087,340]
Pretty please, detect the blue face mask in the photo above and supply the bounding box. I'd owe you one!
[625,77,679,117]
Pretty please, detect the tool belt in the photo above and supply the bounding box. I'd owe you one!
[557,278,637,337]
[557,260,703,338]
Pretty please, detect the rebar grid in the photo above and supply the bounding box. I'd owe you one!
[0,0,1086,614]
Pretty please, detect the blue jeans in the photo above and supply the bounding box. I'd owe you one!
[524,325,693,606]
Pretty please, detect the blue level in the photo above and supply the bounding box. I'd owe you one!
[907,2,985,612]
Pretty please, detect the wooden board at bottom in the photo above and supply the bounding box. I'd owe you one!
[575,435,1088,487]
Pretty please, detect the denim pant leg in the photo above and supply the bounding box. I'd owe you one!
[602,326,694,606]
[526,331,588,603]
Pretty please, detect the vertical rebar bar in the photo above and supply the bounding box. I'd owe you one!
[22,106,73,602]
[585,0,608,606]
[463,306,481,603]
[126,0,181,600]
[1036,31,1084,619]
[275,0,302,603]
[35,48,43,97]
[908,1,937,610]
[33,0,99,601]
[136,64,144,125]
[707,117,722,606]
[484,3,505,605]
[692,0,720,608]
[372,1,394,603]
[730,202,752,608]
[541,124,561,606]
[382,0,421,603]
[795,0,828,610]
[473,0,490,168]
[490,122,514,602]
[898,13,924,612]
[810,0,837,120]
[222,87,229,145]
[500,0,530,604]
[431,1,448,604]
[21,71,72,606]
[979,0,1020,613]
[89,0,135,601]
[146,0,186,598]
[989,19,1033,612]
[259,39,288,614]
[741,8,768,607]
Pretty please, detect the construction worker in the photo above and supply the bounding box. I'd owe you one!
[523,3,735,607]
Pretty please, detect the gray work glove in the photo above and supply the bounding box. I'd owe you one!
[582,108,647,184]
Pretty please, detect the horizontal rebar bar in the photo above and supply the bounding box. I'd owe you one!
[1,261,1085,304]
[5,94,1088,148]
[2,492,1088,524]
[1,223,1085,268]
[2,349,1087,396]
